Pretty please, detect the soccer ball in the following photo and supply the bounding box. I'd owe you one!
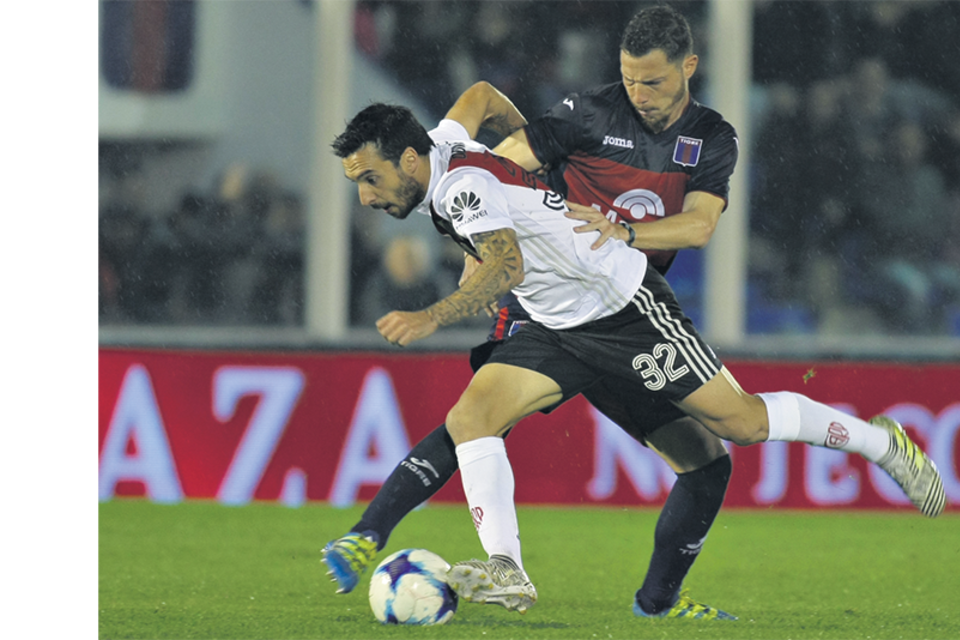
[368,548,458,625]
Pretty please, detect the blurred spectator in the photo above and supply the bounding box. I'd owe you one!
[849,121,959,332]
[749,83,807,302]
[747,4,960,335]
[353,1,389,59]
[98,204,178,323]
[794,80,859,319]
[214,166,278,323]
[165,192,219,322]
[249,192,305,325]
[846,0,960,104]
[752,0,844,87]
[375,1,470,118]
[99,159,305,326]
[451,2,525,100]
[349,204,387,325]
[357,235,446,327]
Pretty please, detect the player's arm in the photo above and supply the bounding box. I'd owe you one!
[566,190,725,251]
[492,129,543,172]
[444,81,528,140]
[429,229,524,324]
[459,253,500,317]
[376,229,524,346]
[494,91,588,172]
[440,83,534,319]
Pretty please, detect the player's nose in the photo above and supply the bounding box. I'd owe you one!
[358,184,377,206]
[626,83,650,104]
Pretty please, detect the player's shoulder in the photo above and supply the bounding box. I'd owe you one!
[433,167,491,220]
[430,119,471,143]
[572,82,625,111]
[438,147,497,191]
[548,82,622,114]
[684,100,738,141]
[546,83,629,138]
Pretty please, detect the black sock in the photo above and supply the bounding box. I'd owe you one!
[350,424,459,550]
[635,454,732,614]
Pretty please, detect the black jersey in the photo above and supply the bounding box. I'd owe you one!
[525,82,738,272]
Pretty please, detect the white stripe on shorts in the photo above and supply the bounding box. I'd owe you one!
[630,286,719,384]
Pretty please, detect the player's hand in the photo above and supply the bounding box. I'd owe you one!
[376,310,439,347]
[564,201,627,250]
[460,254,500,317]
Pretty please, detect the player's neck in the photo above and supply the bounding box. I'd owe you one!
[662,93,692,132]
[414,152,432,193]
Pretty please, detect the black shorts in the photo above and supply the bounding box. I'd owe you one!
[580,377,687,442]
[478,264,721,441]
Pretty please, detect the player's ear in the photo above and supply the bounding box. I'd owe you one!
[399,147,420,176]
[682,54,699,81]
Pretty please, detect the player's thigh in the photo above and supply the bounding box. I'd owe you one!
[583,380,728,473]
[675,366,769,445]
[645,416,729,474]
[446,362,563,444]
[581,377,684,441]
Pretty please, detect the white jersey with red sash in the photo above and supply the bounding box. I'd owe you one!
[414,120,646,330]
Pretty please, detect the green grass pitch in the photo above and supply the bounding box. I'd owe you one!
[99,500,958,639]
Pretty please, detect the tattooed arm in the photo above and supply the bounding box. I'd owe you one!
[375,228,524,347]
[427,229,523,325]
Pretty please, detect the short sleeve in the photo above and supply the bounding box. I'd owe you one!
[436,170,514,240]
[429,119,471,144]
[523,92,587,168]
[687,122,739,203]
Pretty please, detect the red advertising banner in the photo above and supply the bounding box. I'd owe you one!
[98,348,960,512]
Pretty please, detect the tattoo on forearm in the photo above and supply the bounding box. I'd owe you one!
[426,229,523,327]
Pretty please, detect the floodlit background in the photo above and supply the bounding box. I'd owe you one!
[97,0,960,359]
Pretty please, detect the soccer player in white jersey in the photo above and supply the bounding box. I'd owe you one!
[324,6,738,620]
[332,101,945,616]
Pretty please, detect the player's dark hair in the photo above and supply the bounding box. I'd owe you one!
[332,103,434,164]
[620,4,693,63]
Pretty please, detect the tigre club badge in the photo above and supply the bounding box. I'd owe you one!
[673,136,703,167]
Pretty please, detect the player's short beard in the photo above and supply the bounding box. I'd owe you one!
[387,172,426,220]
[639,82,688,134]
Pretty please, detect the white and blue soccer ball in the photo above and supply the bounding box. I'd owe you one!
[368,548,458,625]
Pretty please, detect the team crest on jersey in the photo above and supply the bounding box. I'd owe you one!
[673,136,702,167]
[450,191,485,225]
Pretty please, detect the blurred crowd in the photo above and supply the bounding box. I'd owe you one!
[100,0,960,336]
[353,0,708,124]
[749,0,960,334]
[99,160,304,325]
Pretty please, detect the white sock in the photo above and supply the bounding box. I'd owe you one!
[760,391,890,462]
[455,437,523,570]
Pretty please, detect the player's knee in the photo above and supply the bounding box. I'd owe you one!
[444,405,467,444]
[716,396,770,446]
[445,401,494,445]
[724,421,769,446]
[685,453,732,489]
[703,415,767,446]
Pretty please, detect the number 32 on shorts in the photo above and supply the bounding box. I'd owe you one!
[632,343,690,391]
